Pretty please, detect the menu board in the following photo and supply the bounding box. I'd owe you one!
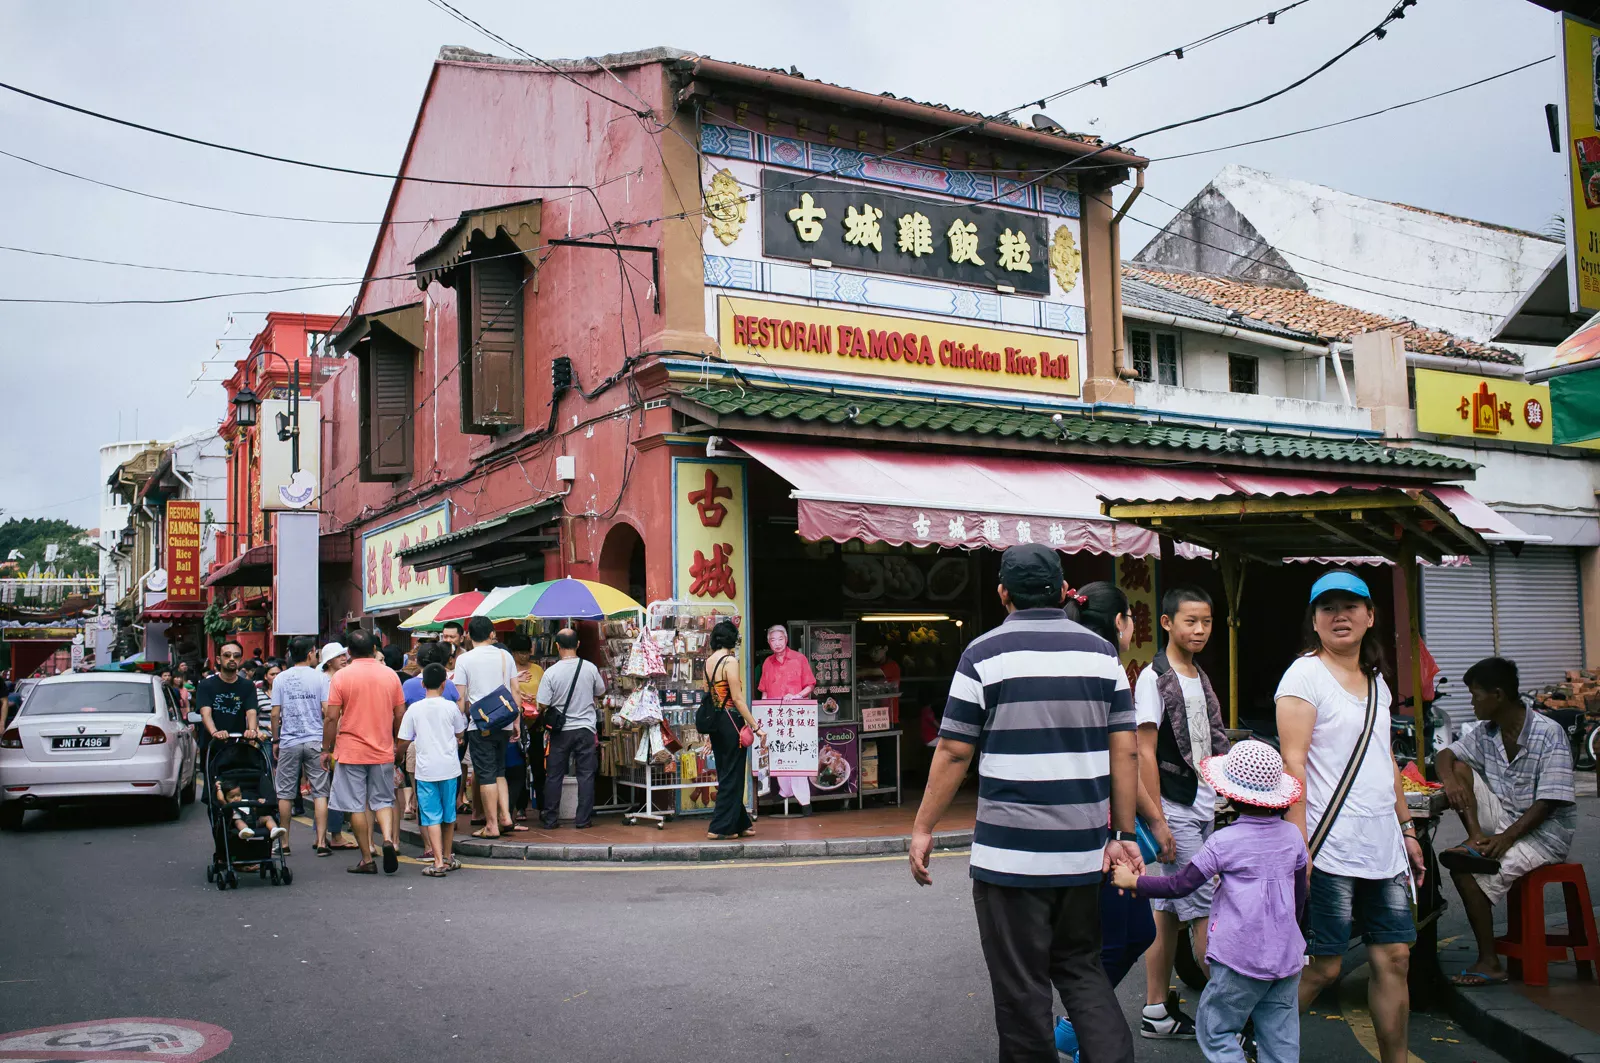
[802,621,855,723]
[753,699,818,777]
[816,722,861,798]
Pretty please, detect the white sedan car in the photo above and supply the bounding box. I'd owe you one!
[0,672,198,828]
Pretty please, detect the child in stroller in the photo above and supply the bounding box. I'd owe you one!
[215,772,286,843]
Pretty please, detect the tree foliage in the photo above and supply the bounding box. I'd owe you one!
[0,518,100,573]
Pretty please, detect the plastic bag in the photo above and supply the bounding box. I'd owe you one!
[624,633,666,677]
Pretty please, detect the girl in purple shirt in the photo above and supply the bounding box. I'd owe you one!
[1114,740,1308,1063]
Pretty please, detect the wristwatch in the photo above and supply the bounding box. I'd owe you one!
[1399,820,1418,837]
[1110,830,1138,843]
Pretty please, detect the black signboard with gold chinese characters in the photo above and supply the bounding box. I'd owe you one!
[760,169,1051,296]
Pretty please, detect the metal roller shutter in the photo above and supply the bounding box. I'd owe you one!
[1492,546,1584,694]
[1422,562,1495,732]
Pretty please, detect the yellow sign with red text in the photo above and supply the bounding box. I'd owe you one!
[717,295,1081,398]
[165,500,203,603]
[672,459,748,629]
[1415,368,1556,445]
[362,503,451,613]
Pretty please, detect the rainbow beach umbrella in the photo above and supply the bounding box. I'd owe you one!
[480,578,643,621]
[399,590,486,631]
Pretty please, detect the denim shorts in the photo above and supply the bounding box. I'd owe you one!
[1307,869,1416,955]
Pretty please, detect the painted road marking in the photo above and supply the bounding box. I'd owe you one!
[0,1019,231,1062]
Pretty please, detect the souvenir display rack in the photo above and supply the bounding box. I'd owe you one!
[614,600,743,829]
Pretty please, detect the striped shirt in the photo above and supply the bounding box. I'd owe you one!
[940,608,1134,888]
[1446,709,1575,860]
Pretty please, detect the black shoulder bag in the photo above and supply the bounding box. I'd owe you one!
[695,655,727,733]
[542,660,584,736]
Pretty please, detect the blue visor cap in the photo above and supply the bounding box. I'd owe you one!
[1309,571,1372,604]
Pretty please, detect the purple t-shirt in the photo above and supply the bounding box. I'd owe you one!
[1136,814,1309,980]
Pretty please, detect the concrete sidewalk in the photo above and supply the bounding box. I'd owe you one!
[1433,770,1600,1063]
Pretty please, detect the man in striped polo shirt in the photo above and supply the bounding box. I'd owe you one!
[911,543,1142,1063]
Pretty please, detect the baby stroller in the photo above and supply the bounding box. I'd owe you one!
[204,738,292,890]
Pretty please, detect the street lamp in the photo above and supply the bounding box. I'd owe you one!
[230,350,301,473]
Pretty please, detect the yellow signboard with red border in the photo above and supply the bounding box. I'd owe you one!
[1563,12,1600,313]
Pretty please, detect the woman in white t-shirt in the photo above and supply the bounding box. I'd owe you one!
[1276,570,1425,1063]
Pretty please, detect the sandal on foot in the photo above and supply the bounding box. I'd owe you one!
[446,855,463,871]
[470,828,500,839]
[1451,969,1509,987]
[1440,846,1501,875]
[382,842,399,874]
[503,823,529,833]
[314,844,332,858]
[346,861,378,875]
[422,865,449,877]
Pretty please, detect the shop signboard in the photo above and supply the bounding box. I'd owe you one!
[1561,11,1600,313]
[1114,555,1159,690]
[361,503,451,614]
[798,621,855,722]
[259,398,321,510]
[753,698,818,777]
[671,459,750,630]
[164,500,203,603]
[862,705,891,732]
[1413,367,1600,448]
[816,721,861,798]
[761,169,1052,295]
[718,295,1080,399]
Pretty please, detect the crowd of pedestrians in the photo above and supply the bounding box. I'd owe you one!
[911,548,1578,1063]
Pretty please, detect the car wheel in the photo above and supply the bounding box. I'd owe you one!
[179,770,197,805]
[0,802,22,831]
[157,792,182,822]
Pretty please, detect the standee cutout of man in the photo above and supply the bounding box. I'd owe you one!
[759,624,817,815]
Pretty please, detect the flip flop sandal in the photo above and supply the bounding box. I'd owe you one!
[347,862,378,874]
[315,845,332,858]
[1451,969,1509,987]
[470,828,500,839]
[503,824,529,833]
[1440,846,1501,875]
[422,865,449,877]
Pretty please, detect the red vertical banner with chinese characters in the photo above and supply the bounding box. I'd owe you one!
[165,500,203,603]
[1114,554,1158,690]
[672,458,749,631]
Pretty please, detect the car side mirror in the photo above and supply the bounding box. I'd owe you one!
[187,712,202,724]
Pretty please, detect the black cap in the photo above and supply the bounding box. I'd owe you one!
[999,543,1064,601]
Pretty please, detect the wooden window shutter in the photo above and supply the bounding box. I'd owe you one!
[359,336,414,482]
[462,255,524,431]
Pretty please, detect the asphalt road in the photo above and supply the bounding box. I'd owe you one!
[0,802,1508,1063]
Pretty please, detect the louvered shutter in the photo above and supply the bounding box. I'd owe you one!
[1422,562,1495,732]
[467,256,523,429]
[1492,546,1583,693]
[359,335,414,482]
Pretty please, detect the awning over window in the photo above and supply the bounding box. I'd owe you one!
[413,198,543,289]
[396,500,562,573]
[332,301,426,356]
[140,602,207,622]
[733,439,1162,556]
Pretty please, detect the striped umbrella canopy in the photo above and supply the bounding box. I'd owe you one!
[470,584,533,620]
[398,590,486,631]
[482,578,643,621]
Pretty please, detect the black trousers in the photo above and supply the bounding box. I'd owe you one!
[972,878,1134,1063]
[541,727,597,827]
[505,762,530,815]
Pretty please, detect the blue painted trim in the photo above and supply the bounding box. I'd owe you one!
[700,121,1080,218]
[660,358,1387,439]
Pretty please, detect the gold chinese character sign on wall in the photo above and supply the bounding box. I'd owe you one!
[704,168,747,247]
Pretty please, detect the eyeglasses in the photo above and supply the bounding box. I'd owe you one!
[220,651,243,660]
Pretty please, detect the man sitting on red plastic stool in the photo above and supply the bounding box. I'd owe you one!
[1436,656,1576,987]
[759,624,817,816]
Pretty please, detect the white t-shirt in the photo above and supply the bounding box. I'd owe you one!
[452,644,517,712]
[397,695,466,782]
[1134,666,1217,822]
[1275,655,1407,879]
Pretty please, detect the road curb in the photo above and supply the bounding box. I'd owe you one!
[1437,936,1600,1062]
[397,820,973,863]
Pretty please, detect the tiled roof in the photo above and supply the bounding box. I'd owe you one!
[1124,264,1521,365]
[1122,276,1321,343]
[676,385,1474,472]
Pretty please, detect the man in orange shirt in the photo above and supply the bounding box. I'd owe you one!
[320,628,407,875]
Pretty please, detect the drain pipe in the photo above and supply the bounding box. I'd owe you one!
[1109,170,1146,378]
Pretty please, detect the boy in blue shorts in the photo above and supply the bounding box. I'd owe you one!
[397,663,467,877]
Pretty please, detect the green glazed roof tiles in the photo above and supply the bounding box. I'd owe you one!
[677,385,1475,472]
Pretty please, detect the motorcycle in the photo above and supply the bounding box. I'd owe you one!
[1392,675,1451,767]
[1539,702,1597,772]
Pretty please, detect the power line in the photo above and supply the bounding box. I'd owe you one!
[0,78,616,191]
[1145,54,1553,162]
[0,243,360,281]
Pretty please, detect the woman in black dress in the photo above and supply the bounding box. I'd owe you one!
[701,621,763,840]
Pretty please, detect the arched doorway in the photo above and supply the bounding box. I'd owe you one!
[597,522,647,606]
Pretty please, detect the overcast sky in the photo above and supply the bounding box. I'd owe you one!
[0,0,1565,528]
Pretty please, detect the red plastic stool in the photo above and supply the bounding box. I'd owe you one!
[1494,862,1599,987]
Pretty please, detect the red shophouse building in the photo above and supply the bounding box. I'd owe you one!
[206,312,347,659]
